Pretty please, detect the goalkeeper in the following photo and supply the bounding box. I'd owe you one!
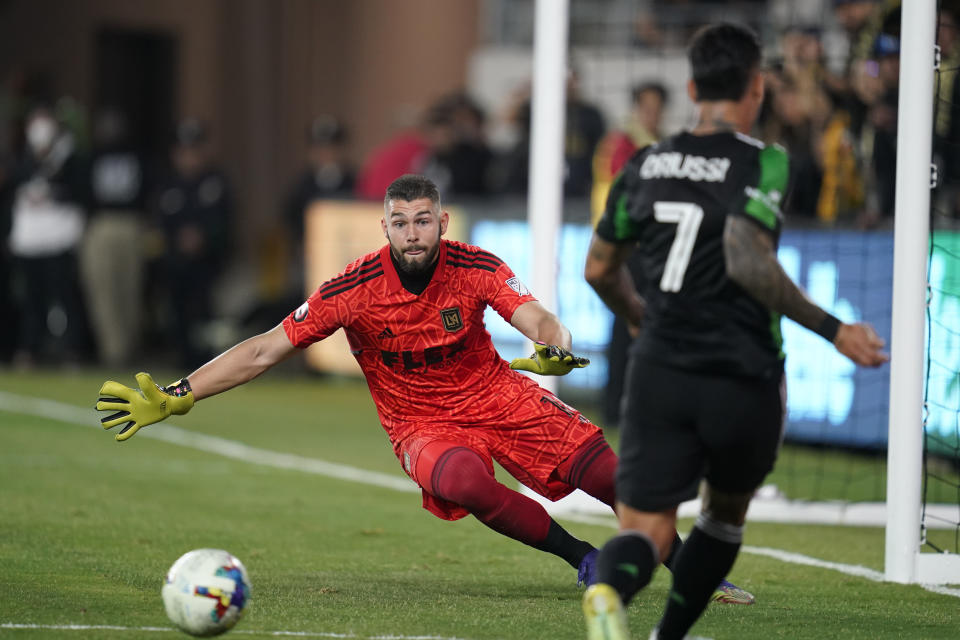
[97,174,751,603]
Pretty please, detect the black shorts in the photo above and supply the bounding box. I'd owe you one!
[616,358,785,512]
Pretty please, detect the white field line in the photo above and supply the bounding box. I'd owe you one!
[0,391,418,493]
[2,391,958,601]
[543,507,960,599]
[741,545,960,598]
[0,623,469,639]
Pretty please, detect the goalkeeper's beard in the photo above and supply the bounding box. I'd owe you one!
[391,234,441,275]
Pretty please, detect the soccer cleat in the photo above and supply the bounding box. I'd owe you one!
[648,630,713,640]
[577,548,599,587]
[583,583,629,640]
[710,579,756,605]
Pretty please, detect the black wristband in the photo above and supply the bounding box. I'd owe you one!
[815,314,841,343]
[164,378,192,397]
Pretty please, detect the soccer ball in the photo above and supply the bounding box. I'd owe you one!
[161,548,251,637]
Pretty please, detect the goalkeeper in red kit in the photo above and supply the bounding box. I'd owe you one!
[96,174,751,601]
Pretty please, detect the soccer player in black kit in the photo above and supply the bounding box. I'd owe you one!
[581,23,889,640]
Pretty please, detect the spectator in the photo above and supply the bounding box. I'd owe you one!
[493,68,605,197]
[851,33,900,228]
[828,0,899,135]
[418,104,458,196]
[631,1,667,50]
[589,81,668,428]
[284,115,353,234]
[356,95,494,202]
[446,92,489,149]
[280,115,354,303]
[815,106,866,223]
[153,118,233,368]
[816,2,900,226]
[6,104,90,366]
[591,82,667,223]
[421,92,493,197]
[354,113,431,201]
[284,117,353,239]
[761,27,833,219]
[838,0,900,69]
[767,77,826,218]
[833,0,882,47]
[815,5,882,224]
[858,32,900,226]
[80,107,149,366]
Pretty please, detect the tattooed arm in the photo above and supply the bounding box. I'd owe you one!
[723,215,888,367]
[584,233,646,331]
[723,215,827,332]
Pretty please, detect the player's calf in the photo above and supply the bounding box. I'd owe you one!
[419,441,596,575]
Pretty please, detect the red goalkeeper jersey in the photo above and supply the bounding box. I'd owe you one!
[282,239,543,444]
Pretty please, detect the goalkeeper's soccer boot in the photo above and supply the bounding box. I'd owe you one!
[583,583,629,640]
[710,579,755,605]
[577,548,599,587]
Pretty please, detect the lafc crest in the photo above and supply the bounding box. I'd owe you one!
[439,307,463,332]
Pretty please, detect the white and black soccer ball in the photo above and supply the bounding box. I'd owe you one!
[161,548,251,637]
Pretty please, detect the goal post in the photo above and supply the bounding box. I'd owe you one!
[884,0,960,585]
[527,0,569,395]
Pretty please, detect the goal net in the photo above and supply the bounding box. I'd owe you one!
[924,0,960,558]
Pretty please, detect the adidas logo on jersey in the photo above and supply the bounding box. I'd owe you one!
[744,185,784,217]
[378,327,396,339]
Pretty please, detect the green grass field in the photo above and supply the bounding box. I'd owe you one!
[1,368,958,640]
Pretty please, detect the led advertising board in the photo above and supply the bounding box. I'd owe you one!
[473,221,958,454]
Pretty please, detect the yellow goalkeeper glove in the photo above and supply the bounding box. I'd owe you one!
[509,341,590,376]
[96,372,195,441]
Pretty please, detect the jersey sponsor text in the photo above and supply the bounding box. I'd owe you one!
[380,338,467,371]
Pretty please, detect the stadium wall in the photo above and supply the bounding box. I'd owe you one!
[0,0,482,257]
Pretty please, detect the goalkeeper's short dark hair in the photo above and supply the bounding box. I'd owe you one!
[384,174,441,209]
[688,23,762,102]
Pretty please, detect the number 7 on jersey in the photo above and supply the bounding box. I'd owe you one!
[654,201,704,292]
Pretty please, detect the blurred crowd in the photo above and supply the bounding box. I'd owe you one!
[0,0,955,375]
[602,0,960,229]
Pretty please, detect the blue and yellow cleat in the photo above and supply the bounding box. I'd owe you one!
[583,583,629,640]
[710,579,756,605]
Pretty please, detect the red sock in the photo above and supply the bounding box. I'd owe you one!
[418,441,595,567]
[418,443,551,545]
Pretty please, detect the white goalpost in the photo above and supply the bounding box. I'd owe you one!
[885,0,960,585]
[526,0,569,395]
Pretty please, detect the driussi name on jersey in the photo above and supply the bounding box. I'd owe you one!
[639,152,731,182]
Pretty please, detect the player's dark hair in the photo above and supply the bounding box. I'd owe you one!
[688,23,762,102]
[384,174,441,209]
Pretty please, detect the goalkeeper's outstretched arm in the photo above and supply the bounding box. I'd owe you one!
[97,324,298,440]
[187,324,298,400]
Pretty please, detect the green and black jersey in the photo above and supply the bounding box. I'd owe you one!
[596,131,789,380]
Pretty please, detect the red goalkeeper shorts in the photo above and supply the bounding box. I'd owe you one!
[395,387,601,520]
